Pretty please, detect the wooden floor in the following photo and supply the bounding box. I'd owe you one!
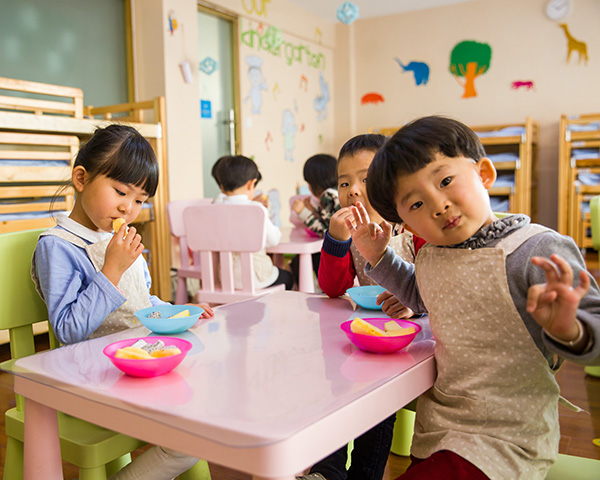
[2,251,600,478]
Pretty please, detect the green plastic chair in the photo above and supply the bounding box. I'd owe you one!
[586,196,600,378]
[0,229,211,480]
[545,453,600,479]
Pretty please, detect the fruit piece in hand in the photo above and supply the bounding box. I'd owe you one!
[113,218,127,233]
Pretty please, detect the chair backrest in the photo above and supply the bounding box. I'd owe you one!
[0,229,58,409]
[166,198,214,268]
[590,196,600,251]
[182,203,269,301]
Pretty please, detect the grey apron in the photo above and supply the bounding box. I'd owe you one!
[413,224,560,480]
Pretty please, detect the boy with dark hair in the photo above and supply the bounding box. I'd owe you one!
[348,115,600,479]
[215,155,293,290]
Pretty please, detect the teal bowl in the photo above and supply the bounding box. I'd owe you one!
[346,285,386,310]
[134,305,204,334]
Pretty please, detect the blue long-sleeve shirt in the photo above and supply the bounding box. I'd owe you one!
[33,215,166,345]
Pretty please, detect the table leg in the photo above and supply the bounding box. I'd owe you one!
[24,397,63,480]
[298,253,315,293]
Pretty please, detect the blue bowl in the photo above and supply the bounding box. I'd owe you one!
[346,285,386,310]
[134,305,204,334]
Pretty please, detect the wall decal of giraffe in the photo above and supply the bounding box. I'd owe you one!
[559,23,589,65]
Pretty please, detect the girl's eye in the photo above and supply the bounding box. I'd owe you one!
[362,177,367,184]
[339,182,349,188]
[440,176,452,187]
[136,199,145,205]
[410,201,423,211]
[115,189,125,196]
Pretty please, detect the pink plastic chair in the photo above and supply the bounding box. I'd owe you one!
[166,198,214,304]
[182,203,285,305]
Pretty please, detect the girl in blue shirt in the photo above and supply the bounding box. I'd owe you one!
[33,124,213,480]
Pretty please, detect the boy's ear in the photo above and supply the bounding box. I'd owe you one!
[72,166,88,192]
[477,157,497,189]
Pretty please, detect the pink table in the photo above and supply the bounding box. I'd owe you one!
[267,227,323,293]
[3,291,435,480]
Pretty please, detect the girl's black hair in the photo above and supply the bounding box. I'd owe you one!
[74,124,159,196]
[217,155,262,192]
[303,154,337,193]
[367,115,486,224]
[338,133,387,161]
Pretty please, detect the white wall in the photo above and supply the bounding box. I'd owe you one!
[345,0,600,229]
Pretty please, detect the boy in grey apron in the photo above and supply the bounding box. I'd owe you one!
[347,116,599,480]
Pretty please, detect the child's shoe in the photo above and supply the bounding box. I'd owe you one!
[296,474,327,480]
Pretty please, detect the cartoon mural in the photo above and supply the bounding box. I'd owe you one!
[449,40,492,98]
[559,23,588,65]
[244,55,268,114]
[511,80,535,91]
[394,58,430,86]
[282,109,298,162]
[314,72,330,121]
[361,92,384,105]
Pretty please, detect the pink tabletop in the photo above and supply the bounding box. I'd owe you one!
[266,227,323,255]
[7,291,435,478]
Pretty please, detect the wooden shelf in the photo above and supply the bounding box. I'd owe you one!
[558,112,600,248]
[471,117,539,219]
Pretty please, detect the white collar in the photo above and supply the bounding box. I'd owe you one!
[222,194,250,204]
[56,214,113,243]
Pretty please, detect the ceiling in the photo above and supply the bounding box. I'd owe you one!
[285,0,478,23]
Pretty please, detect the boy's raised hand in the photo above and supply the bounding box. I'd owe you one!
[103,224,144,287]
[346,201,391,266]
[526,254,590,342]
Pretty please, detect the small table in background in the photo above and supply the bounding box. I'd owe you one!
[267,227,323,293]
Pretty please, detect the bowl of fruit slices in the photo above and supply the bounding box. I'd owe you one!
[134,305,204,334]
[340,317,421,354]
[103,337,192,377]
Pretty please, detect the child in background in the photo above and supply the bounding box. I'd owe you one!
[32,125,214,480]
[297,136,424,480]
[290,153,340,281]
[213,155,294,290]
[211,155,227,203]
[318,134,426,318]
[291,154,340,237]
[348,116,600,480]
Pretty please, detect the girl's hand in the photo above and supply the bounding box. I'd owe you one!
[526,254,590,341]
[253,193,269,208]
[329,207,355,241]
[377,290,414,319]
[187,302,214,319]
[292,198,305,214]
[102,225,144,287]
[346,202,391,266]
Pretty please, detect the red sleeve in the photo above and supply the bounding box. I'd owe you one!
[318,249,356,298]
[413,235,427,255]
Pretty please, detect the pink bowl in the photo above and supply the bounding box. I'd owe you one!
[304,227,321,238]
[103,336,192,378]
[340,318,421,354]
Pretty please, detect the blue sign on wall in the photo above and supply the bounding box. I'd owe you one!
[200,100,212,119]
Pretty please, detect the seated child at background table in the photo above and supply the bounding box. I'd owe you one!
[318,134,426,318]
[291,153,340,236]
[347,115,600,480]
[212,155,294,290]
[296,135,425,480]
[290,153,340,281]
[32,124,214,480]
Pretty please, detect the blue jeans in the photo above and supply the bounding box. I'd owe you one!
[309,413,396,480]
